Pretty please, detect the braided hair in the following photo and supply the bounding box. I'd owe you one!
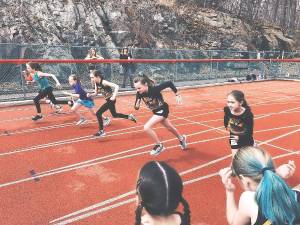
[135,161,191,225]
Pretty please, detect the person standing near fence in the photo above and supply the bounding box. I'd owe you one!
[119,47,135,88]
[26,62,70,121]
[85,48,103,72]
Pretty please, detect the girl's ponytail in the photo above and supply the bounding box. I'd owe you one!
[257,168,300,225]
[232,147,300,225]
[134,204,143,225]
[133,73,155,87]
[180,197,191,225]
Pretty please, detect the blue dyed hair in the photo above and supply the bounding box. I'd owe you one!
[232,146,300,225]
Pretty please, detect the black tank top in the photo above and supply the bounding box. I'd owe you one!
[96,80,113,100]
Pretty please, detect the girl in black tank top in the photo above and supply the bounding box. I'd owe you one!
[88,70,137,137]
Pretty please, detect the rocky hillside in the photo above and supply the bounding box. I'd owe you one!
[0,0,298,53]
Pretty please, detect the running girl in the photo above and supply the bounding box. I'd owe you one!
[224,90,254,155]
[23,69,63,113]
[133,74,187,156]
[135,161,191,225]
[62,74,110,126]
[26,62,69,121]
[88,70,137,136]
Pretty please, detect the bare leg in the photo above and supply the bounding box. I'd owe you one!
[144,115,165,144]
[160,118,182,140]
[71,103,82,118]
[231,148,238,156]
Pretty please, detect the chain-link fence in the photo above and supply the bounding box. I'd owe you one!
[0,43,299,102]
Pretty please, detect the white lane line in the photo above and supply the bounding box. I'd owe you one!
[50,133,299,225]
[0,120,199,156]
[0,135,228,189]
[0,107,222,136]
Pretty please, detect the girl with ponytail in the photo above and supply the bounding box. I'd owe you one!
[219,146,300,225]
[224,90,254,155]
[135,161,191,225]
[133,74,187,156]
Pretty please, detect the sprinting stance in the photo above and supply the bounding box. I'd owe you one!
[23,69,62,113]
[219,146,300,225]
[224,90,254,155]
[26,62,69,121]
[133,74,187,156]
[135,161,191,225]
[62,74,110,126]
[88,70,136,136]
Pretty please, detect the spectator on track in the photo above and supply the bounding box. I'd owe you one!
[135,161,191,225]
[219,146,300,225]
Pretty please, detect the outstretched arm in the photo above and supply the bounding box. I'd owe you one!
[62,91,80,98]
[37,72,61,87]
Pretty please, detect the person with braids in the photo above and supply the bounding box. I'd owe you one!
[26,62,70,121]
[88,70,137,137]
[133,74,187,156]
[135,161,191,225]
[224,90,254,155]
[219,146,300,225]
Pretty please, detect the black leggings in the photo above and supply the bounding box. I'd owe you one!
[34,86,68,113]
[96,99,129,130]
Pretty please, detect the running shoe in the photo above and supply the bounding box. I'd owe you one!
[150,143,165,156]
[179,135,187,150]
[76,117,87,125]
[32,115,43,121]
[128,114,137,123]
[103,117,111,126]
[94,130,106,137]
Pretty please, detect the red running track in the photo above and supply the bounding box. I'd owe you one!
[0,80,300,225]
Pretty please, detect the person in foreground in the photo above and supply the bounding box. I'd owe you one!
[135,161,191,225]
[219,146,300,225]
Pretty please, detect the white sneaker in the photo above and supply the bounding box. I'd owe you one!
[103,117,111,127]
[150,143,165,156]
[76,117,87,125]
[94,130,106,137]
[179,135,187,150]
[55,105,62,113]
[128,114,137,123]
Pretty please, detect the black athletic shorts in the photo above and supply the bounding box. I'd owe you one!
[152,104,169,118]
[229,134,254,149]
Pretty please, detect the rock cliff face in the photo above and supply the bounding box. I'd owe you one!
[0,0,297,54]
